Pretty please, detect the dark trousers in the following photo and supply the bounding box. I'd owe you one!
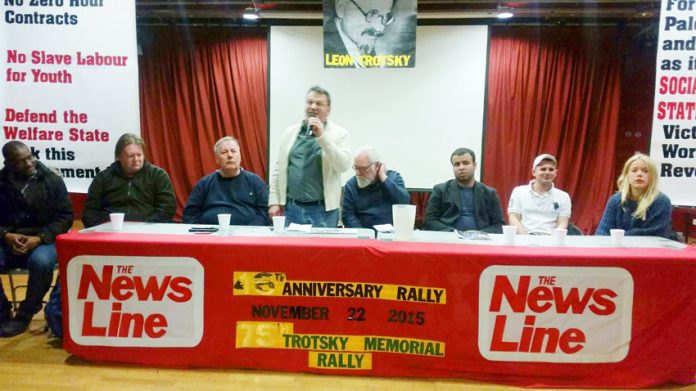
[0,243,57,315]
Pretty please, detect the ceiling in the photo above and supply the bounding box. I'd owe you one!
[135,1,661,26]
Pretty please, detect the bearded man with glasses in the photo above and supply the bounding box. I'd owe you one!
[342,146,409,228]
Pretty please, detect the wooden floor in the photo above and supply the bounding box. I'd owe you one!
[1,274,693,391]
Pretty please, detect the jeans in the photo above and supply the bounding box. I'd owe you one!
[285,203,339,228]
[0,243,57,315]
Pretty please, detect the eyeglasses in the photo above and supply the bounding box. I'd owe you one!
[352,162,375,172]
[348,0,394,26]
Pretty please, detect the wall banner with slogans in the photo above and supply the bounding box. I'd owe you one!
[1,1,139,193]
[323,0,416,68]
[649,0,696,206]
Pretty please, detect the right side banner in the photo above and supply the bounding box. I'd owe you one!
[650,0,696,206]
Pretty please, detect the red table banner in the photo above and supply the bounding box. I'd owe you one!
[57,230,696,388]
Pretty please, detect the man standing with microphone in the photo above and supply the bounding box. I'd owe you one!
[268,86,352,227]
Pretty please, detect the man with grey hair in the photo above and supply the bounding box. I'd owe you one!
[183,136,269,226]
[342,146,409,228]
[268,86,351,227]
[83,132,176,227]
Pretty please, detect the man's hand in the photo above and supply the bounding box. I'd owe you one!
[22,236,42,252]
[268,205,284,218]
[376,161,387,182]
[4,233,41,255]
[4,232,25,247]
[3,232,24,251]
[307,117,324,138]
[508,213,528,235]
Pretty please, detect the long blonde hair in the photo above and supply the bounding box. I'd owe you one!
[616,153,659,220]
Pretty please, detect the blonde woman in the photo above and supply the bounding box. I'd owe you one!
[596,154,672,238]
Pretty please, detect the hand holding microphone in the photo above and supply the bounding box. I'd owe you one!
[306,114,322,137]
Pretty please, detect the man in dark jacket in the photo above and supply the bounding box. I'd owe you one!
[423,148,505,233]
[183,136,269,226]
[0,141,73,337]
[82,133,176,228]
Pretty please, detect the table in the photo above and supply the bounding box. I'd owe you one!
[77,221,376,238]
[56,223,696,388]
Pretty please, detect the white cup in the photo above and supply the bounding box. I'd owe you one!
[610,229,625,246]
[552,228,567,246]
[392,204,416,241]
[273,216,286,232]
[502,225,516,245]
[217,213,231,232]
[109,213,125,231]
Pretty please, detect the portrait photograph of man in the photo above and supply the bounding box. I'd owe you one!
[323,0,416,68]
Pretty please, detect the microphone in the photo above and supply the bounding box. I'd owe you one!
[306,115,316,136]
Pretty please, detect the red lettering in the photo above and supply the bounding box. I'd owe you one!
[112,276,135,301]
[489,275,529,312]
[530,325,560,353]
[527,286,553,313]
[77,264,113,300]
[116,311,167,338]
[133,275,171,301]
[659,76,667,94]
[553,286,594,314]
[108,302,122,337]
[489,274,617,315]
[490,315,517,352]
[518,315,535,351]
[559,328,585,353]
[81,301,106,336]
[589,288,617,315]
[77,264,193,302]
[80,301,168,338]
[167,276,193,302]
[658,101,666,120]
[659,76,696,95]
[118,312,145,337]
[489,314,586,354]
[145,314,168,338]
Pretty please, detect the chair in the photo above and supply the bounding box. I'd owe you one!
[0,267,29,312]
[0,267,57,312]
[670,231,686,243]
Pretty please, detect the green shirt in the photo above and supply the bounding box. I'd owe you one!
[287,132,323,202]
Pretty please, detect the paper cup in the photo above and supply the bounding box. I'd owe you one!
[502,225,516,245]
[217,213,231,232]
[273,216,286,232]
[552,228,567,246]
[610,229,624,246]
[392,204,416,241]
[109,213,125,231]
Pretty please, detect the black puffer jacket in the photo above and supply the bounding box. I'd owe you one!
[0,161,74,243]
